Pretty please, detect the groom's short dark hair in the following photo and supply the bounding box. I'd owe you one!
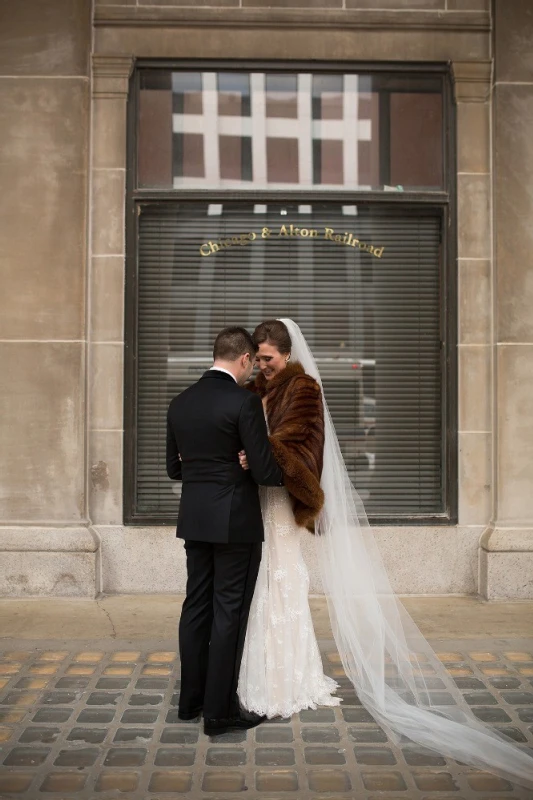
[213,326,256,361]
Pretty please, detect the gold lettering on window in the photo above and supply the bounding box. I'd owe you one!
[199,225,384,258]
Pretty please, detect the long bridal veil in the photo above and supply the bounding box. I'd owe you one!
[279,318,533,789]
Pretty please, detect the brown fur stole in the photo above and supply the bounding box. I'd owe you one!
[247,361,325,531]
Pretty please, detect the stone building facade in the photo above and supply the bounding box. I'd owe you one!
[1,0,532,600]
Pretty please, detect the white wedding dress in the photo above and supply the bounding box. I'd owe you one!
[238,318,533,789]
[238,485,340,718]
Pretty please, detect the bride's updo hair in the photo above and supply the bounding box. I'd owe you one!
[253,320,292,355]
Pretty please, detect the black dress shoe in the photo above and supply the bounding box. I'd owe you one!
[204,710,266,736]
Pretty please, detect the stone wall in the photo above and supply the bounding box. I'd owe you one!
[89,1,495,597]
[0,1,96,595]
[95,0,488,8]
[480,0,533,599]
[3,0,532,599]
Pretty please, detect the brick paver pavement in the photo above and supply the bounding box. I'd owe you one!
[1,638,532,799]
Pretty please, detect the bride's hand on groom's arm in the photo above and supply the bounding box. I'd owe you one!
[238,450,249,470]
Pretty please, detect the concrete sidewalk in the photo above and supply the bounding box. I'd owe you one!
[1,596,533,799]
[1,594,532,641]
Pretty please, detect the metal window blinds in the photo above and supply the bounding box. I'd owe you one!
[134,201,443,520]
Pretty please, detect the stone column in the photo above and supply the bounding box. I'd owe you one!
[89,55,133,528]
[480,1,533,599]
[452,62,493,584]
[0,0,96,596]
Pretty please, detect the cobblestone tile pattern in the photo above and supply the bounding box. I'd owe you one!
[0,643,532,798]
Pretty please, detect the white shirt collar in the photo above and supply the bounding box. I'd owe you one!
[209,366,237,383]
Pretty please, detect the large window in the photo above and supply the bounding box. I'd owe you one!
[138,70,443,191]
[125,64,456,524]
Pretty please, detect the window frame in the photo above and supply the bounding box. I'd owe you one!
[124,59,457,526]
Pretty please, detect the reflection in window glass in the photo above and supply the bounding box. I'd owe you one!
[217,73,251,117]
[267,137,299,184]
[219,136,252,182]
[312,74,343,120]
[172,72,203,115]
[138,76,173,187]
[313,139,344,185]
[137,70,444,190]
[266,74,298,119]
[390,93,443,187]
[357,93,380,188]
[173,133,205,179]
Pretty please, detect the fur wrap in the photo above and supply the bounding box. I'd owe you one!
[247,361,325,531]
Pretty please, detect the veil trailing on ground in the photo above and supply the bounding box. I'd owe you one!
[279,318,533,789]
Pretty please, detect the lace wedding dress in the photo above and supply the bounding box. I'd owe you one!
[238,485,339,718]
[240,318,533,788]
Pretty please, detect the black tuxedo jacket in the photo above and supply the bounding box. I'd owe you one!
[166,369,283,544]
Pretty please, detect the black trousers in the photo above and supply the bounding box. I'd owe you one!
[178,540,262,721]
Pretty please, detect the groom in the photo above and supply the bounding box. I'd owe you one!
[166,326,283,736]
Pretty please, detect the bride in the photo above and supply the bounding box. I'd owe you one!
[238,319,339,717]
[238,317,533,789]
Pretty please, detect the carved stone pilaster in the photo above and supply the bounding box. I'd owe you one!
[92,54,134,99]
[452,60,492,103]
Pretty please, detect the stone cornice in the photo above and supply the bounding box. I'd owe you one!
[452,60,492,102]
[92,53,135,98]
[94,7,490,33]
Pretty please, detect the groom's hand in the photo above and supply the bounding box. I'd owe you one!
[238,450,249,470]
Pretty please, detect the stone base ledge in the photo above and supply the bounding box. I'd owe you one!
[2,524,530,599]
[480,527,533,552]
[0,527,98,598]
[0,527,97,552]
[480,528,533,600]
[94,524,481,596]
